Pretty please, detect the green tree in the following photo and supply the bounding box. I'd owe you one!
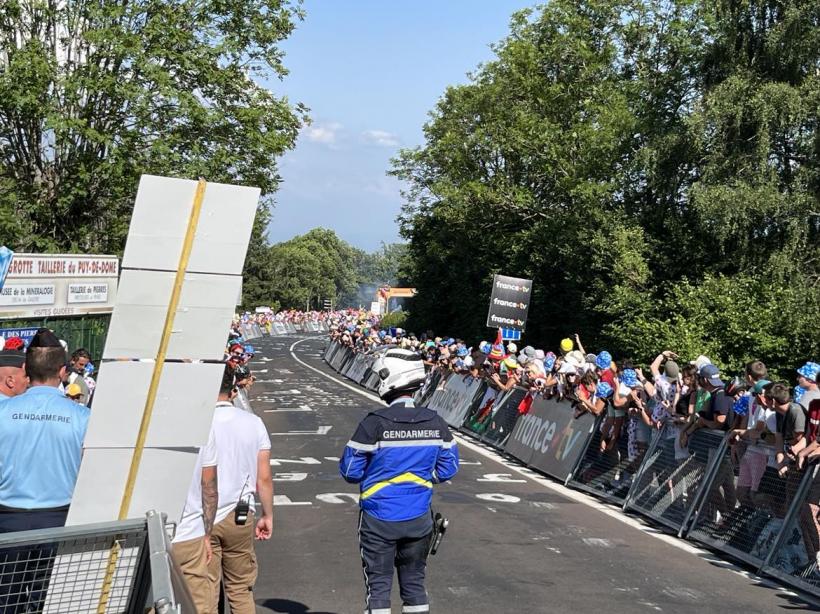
[393,0,820,371]
[0,0,306,254]
[268,228,359,309]
[240,204,278,310]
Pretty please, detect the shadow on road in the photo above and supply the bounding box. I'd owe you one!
[258,598,339,614]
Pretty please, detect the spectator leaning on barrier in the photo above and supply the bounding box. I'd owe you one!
[731,378,776,507]
[678,364,730,446]
[798,372,820,470]
[0,349,27,399]
[764,382,806,478]
[0,329,90,532]
[797,362,820,412]
[207,364,273,614]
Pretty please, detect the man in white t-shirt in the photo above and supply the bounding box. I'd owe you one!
[207,364,273,614]
[172,422,219,613]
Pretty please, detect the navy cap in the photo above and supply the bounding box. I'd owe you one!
[0,350,24,368]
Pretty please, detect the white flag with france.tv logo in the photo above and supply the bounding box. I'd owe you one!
[0,247,13,292]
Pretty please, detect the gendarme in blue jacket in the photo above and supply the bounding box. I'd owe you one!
[340,397,459,522]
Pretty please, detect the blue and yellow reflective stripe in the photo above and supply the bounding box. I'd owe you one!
[360,472,432,500]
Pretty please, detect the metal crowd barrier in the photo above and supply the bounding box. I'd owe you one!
[462,387,506,437]
[0,510,193,613]
[319,342,820,600]
[760,467,820,595]
[684,441,811,572]
[477,387,528,449]
[415,370,445,406]
[424,374,486,429]
[566,412,636,504]
[623,424,727,535]
[504,395,599,484]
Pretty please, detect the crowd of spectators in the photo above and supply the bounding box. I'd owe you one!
[327,310,820,575]
[232,309,334,338]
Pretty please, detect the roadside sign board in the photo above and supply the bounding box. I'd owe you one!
[501,328,521,341]
[0,253,119,320]
[486,274,532,332]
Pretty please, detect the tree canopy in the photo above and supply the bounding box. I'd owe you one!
[392,0,820,374]
[248,227,407,311]
[0,0,306,254]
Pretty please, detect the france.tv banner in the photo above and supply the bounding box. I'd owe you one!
[486,274,532,332]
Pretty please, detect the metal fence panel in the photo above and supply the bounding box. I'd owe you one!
[566,410,647,505]
[624,425,727,534]
[323,341,340,362]
[425,374,485,428]
[362,368,380,392]
[330,347,353,371]
[503,395,599,484]
[0,519,146,613]
[345,354,372,383]
[339,351,360,377]
[415,370,446,406]
[462,386,506,437]
[685,440,809,570]
[479,387,528,449]
[759,466,820,597]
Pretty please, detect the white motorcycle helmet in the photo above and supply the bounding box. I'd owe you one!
[373,348,426,400]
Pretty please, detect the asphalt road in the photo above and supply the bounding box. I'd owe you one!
[247,334,816,613]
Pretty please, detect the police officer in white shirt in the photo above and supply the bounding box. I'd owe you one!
[208,363,273,614]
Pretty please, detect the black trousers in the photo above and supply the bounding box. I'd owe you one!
[0,508,68,613]
[358,511,432,613]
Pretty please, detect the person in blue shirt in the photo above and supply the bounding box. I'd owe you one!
[340,348,459,614]
[0,328,90,611]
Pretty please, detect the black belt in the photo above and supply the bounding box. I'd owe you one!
[0,504,70,513]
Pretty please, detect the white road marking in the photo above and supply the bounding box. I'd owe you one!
[476,493,520,503]
[270,425,332,436]
[582,537,614,548]
[476,473,527,483]
[269,457,321,466]
[324,456,340,462]
[288,338,816,604]
[273,472,309,482]
[316,493,360,504]
[273,495,312,506]
[264,405,313,413]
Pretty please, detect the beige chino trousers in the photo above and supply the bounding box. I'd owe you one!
[208,510,258,614]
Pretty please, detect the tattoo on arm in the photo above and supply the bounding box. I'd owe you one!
[201,467,218,536]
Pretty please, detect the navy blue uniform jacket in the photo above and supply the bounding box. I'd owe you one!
[340,398,459,522]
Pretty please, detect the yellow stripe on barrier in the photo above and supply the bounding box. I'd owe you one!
[360,472,432,500]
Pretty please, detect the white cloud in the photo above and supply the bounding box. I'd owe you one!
[303,122,342,145]
[362,129,400,147]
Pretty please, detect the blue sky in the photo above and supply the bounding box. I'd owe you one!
[266,0,536,251]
